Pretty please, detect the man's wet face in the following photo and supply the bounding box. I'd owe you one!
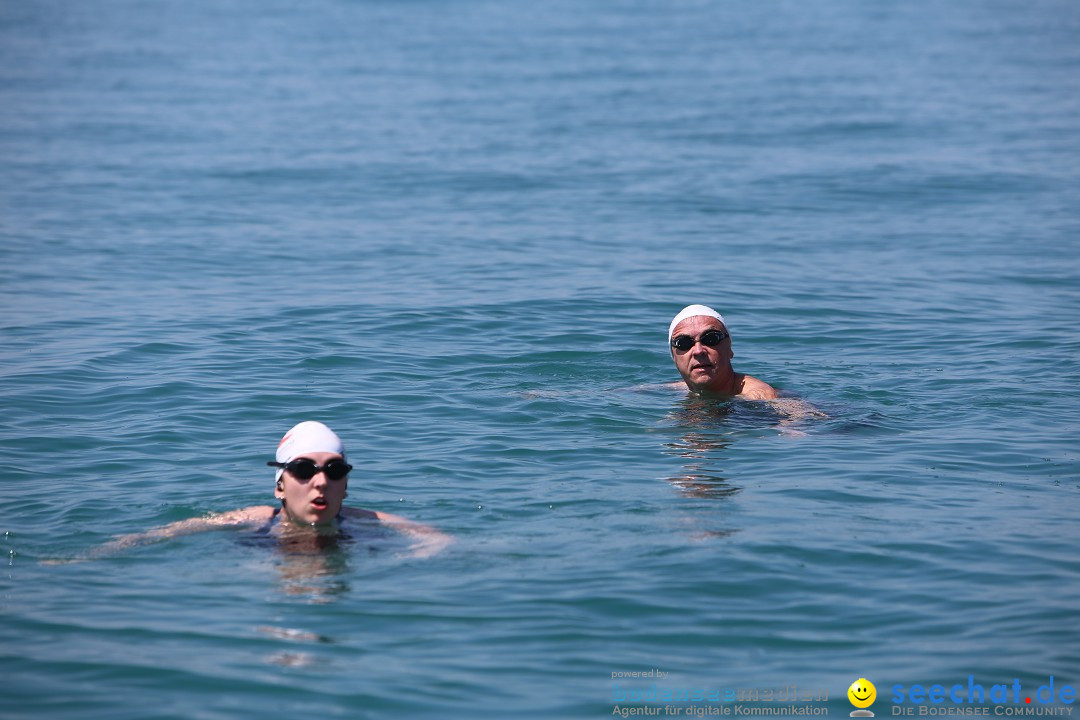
[670,315,733,392]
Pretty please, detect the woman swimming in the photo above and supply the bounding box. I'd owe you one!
[95,421,451,559]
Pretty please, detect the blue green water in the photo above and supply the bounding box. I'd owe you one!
[2,0,1079,718]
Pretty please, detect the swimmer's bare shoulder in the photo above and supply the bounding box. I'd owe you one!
[340,506,378,521]
[735,376,828,421]
[342,506,452,558]
[737,374,779,401]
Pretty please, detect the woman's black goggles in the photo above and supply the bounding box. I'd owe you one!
[670,328,728,352]
[267,458,352,481]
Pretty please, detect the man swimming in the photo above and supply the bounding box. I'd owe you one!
[668,304,779,399]
[97,421,450,559]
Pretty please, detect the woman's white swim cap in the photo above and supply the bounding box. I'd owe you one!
[273,421,346,481]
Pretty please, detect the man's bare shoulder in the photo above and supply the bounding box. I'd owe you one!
[738,375,780,400]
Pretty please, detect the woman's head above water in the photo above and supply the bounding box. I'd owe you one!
[71,420,450,563]
[266,421,352,526]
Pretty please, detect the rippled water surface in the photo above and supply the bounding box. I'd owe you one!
[2,0,1079,718]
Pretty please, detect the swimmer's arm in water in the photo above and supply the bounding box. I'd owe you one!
[94,506,274,554]
[769,395,827,419]
[730,375,829,421]
[342,507,452,559]
[661,372,826,418]
[767,395,829,437]
[39,507,273,564]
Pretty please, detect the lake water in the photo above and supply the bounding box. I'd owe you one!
[1,0,1078,718]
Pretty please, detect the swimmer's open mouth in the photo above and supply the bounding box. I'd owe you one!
[311,498,328,509]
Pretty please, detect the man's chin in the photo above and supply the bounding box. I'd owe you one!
[685,370,715,385]
[685,376,730,396]
[683,380,710,394]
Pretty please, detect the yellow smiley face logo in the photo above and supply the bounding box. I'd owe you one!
[848,678,876,708]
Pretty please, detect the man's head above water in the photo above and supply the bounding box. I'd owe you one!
[668,304,778,400]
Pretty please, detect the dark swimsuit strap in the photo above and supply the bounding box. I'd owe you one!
[267,504,345,530]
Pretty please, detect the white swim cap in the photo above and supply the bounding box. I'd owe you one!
[274,421,346,481]
[668,304,726,342]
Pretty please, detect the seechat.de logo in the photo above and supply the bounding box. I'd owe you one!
[891,676,1077,708]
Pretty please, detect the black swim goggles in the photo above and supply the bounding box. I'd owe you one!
[267,458,353,481]
[670,328,729,352]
